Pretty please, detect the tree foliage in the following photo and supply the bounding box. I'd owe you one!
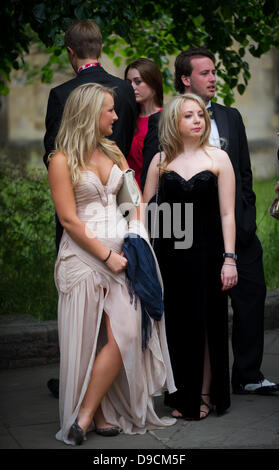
[1,0,279,104]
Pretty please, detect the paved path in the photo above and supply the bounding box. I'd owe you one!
[1,330,279,463]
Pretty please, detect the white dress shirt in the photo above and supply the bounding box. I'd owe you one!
[206,102,221,148]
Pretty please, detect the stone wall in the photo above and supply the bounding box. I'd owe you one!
[232,48,279,180]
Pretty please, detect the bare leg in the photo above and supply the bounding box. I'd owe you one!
[171,334,212,420]
[172,336,212,419]
[77,312,123,433]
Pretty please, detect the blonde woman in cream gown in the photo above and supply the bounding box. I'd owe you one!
[48,83,176,446]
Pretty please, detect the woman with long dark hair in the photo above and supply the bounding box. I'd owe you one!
[125,58,163,188]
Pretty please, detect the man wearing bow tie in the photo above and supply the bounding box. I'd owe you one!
[172,48,279,396]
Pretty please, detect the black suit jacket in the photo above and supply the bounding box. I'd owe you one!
[211,102,257,246]
[43,65,137,166]
[142,102,257,247]
[141,112,161,190]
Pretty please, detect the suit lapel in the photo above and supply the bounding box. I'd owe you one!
[211,103,230,151]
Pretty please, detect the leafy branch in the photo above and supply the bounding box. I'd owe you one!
[1,0,279,104]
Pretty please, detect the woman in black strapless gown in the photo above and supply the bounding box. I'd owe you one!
[144,93,238,420]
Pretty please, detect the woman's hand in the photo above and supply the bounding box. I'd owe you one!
[105,251,128,274]
[221,263,238,291]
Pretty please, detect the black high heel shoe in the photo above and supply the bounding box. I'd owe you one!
[95,425,120,437]
[200,393,213,420]
[69,420,85,445]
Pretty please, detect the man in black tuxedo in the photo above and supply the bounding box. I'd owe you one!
[143,47,278,395]
[43,19,137,251]
[43,20,136,398]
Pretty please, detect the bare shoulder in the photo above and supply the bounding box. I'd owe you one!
[146,152,165,180]
[205,145,231,170]
[48,152,71,183]
[119,152,129,170]
[205,145,227,159]
[151,151,165,168]
[49,152,68,170]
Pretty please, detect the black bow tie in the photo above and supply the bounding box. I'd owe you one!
[207,107,214,119]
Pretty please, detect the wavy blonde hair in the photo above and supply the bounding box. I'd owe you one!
[159,93,211,171]
[50,83,123,185]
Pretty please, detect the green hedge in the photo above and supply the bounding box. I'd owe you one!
[0,163,57,320]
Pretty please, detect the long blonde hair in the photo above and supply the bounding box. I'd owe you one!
[51,83,123,185]
[159,93,211,171]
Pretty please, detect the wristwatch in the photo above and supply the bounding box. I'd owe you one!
[223,252,237,261]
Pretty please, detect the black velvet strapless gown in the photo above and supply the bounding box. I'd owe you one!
[153,170,231,419]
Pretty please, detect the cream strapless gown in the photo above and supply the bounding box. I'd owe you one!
[54,164,176,445]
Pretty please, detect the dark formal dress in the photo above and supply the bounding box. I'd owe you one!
[153,170,231,419]
[144,102,267,390]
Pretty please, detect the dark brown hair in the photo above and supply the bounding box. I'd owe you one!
[64,20,102,59]
[124,58,163,108]
[174,48,215,93]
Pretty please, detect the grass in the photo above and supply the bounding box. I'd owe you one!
[254,177,279,290]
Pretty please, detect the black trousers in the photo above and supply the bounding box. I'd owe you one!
[230,235,266,387]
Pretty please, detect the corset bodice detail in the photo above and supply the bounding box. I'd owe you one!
[73,164,128,253]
